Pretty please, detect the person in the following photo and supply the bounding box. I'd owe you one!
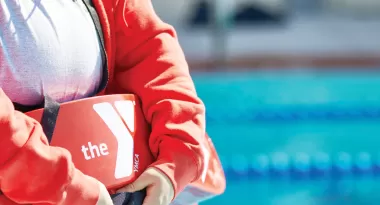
[0,0,206,205]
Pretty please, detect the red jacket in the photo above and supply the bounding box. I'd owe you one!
[0,0,206,204]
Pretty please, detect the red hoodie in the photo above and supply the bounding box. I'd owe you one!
[0,0,206,204]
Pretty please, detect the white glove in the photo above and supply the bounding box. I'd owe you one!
[85,176,113,205]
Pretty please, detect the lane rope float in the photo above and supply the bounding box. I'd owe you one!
[221,152,380,179]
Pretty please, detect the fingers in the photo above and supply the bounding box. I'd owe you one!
[142,169,173,205]
[96,181,114,205]
[142,189,161,205]
[116,170,155,193]
[142,187,171,205]
[83,175,113,205]
[116,168,174,205]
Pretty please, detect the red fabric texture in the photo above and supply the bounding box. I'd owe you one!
[0,0,205,203]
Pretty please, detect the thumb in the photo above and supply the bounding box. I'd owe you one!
[116,171,153,193]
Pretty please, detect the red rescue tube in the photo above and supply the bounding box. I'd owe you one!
[25,94,154,193]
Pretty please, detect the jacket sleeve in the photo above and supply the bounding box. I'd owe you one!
[0,89,100,205]
[112,0,206,199]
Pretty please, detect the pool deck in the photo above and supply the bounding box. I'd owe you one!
[175,16,380,70]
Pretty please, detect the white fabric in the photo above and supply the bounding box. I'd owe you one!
[0,0,103,105]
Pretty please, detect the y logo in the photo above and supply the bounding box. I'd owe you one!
[93,100,135,179]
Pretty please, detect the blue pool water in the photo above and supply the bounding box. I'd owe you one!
[193,69,380,205]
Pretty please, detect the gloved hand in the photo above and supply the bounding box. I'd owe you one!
[116,168,174,205]
[86,175,114,205]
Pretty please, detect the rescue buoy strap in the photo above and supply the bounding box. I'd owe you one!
[41,95,60,143]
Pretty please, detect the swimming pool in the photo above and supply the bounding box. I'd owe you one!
[193,69,380,205]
